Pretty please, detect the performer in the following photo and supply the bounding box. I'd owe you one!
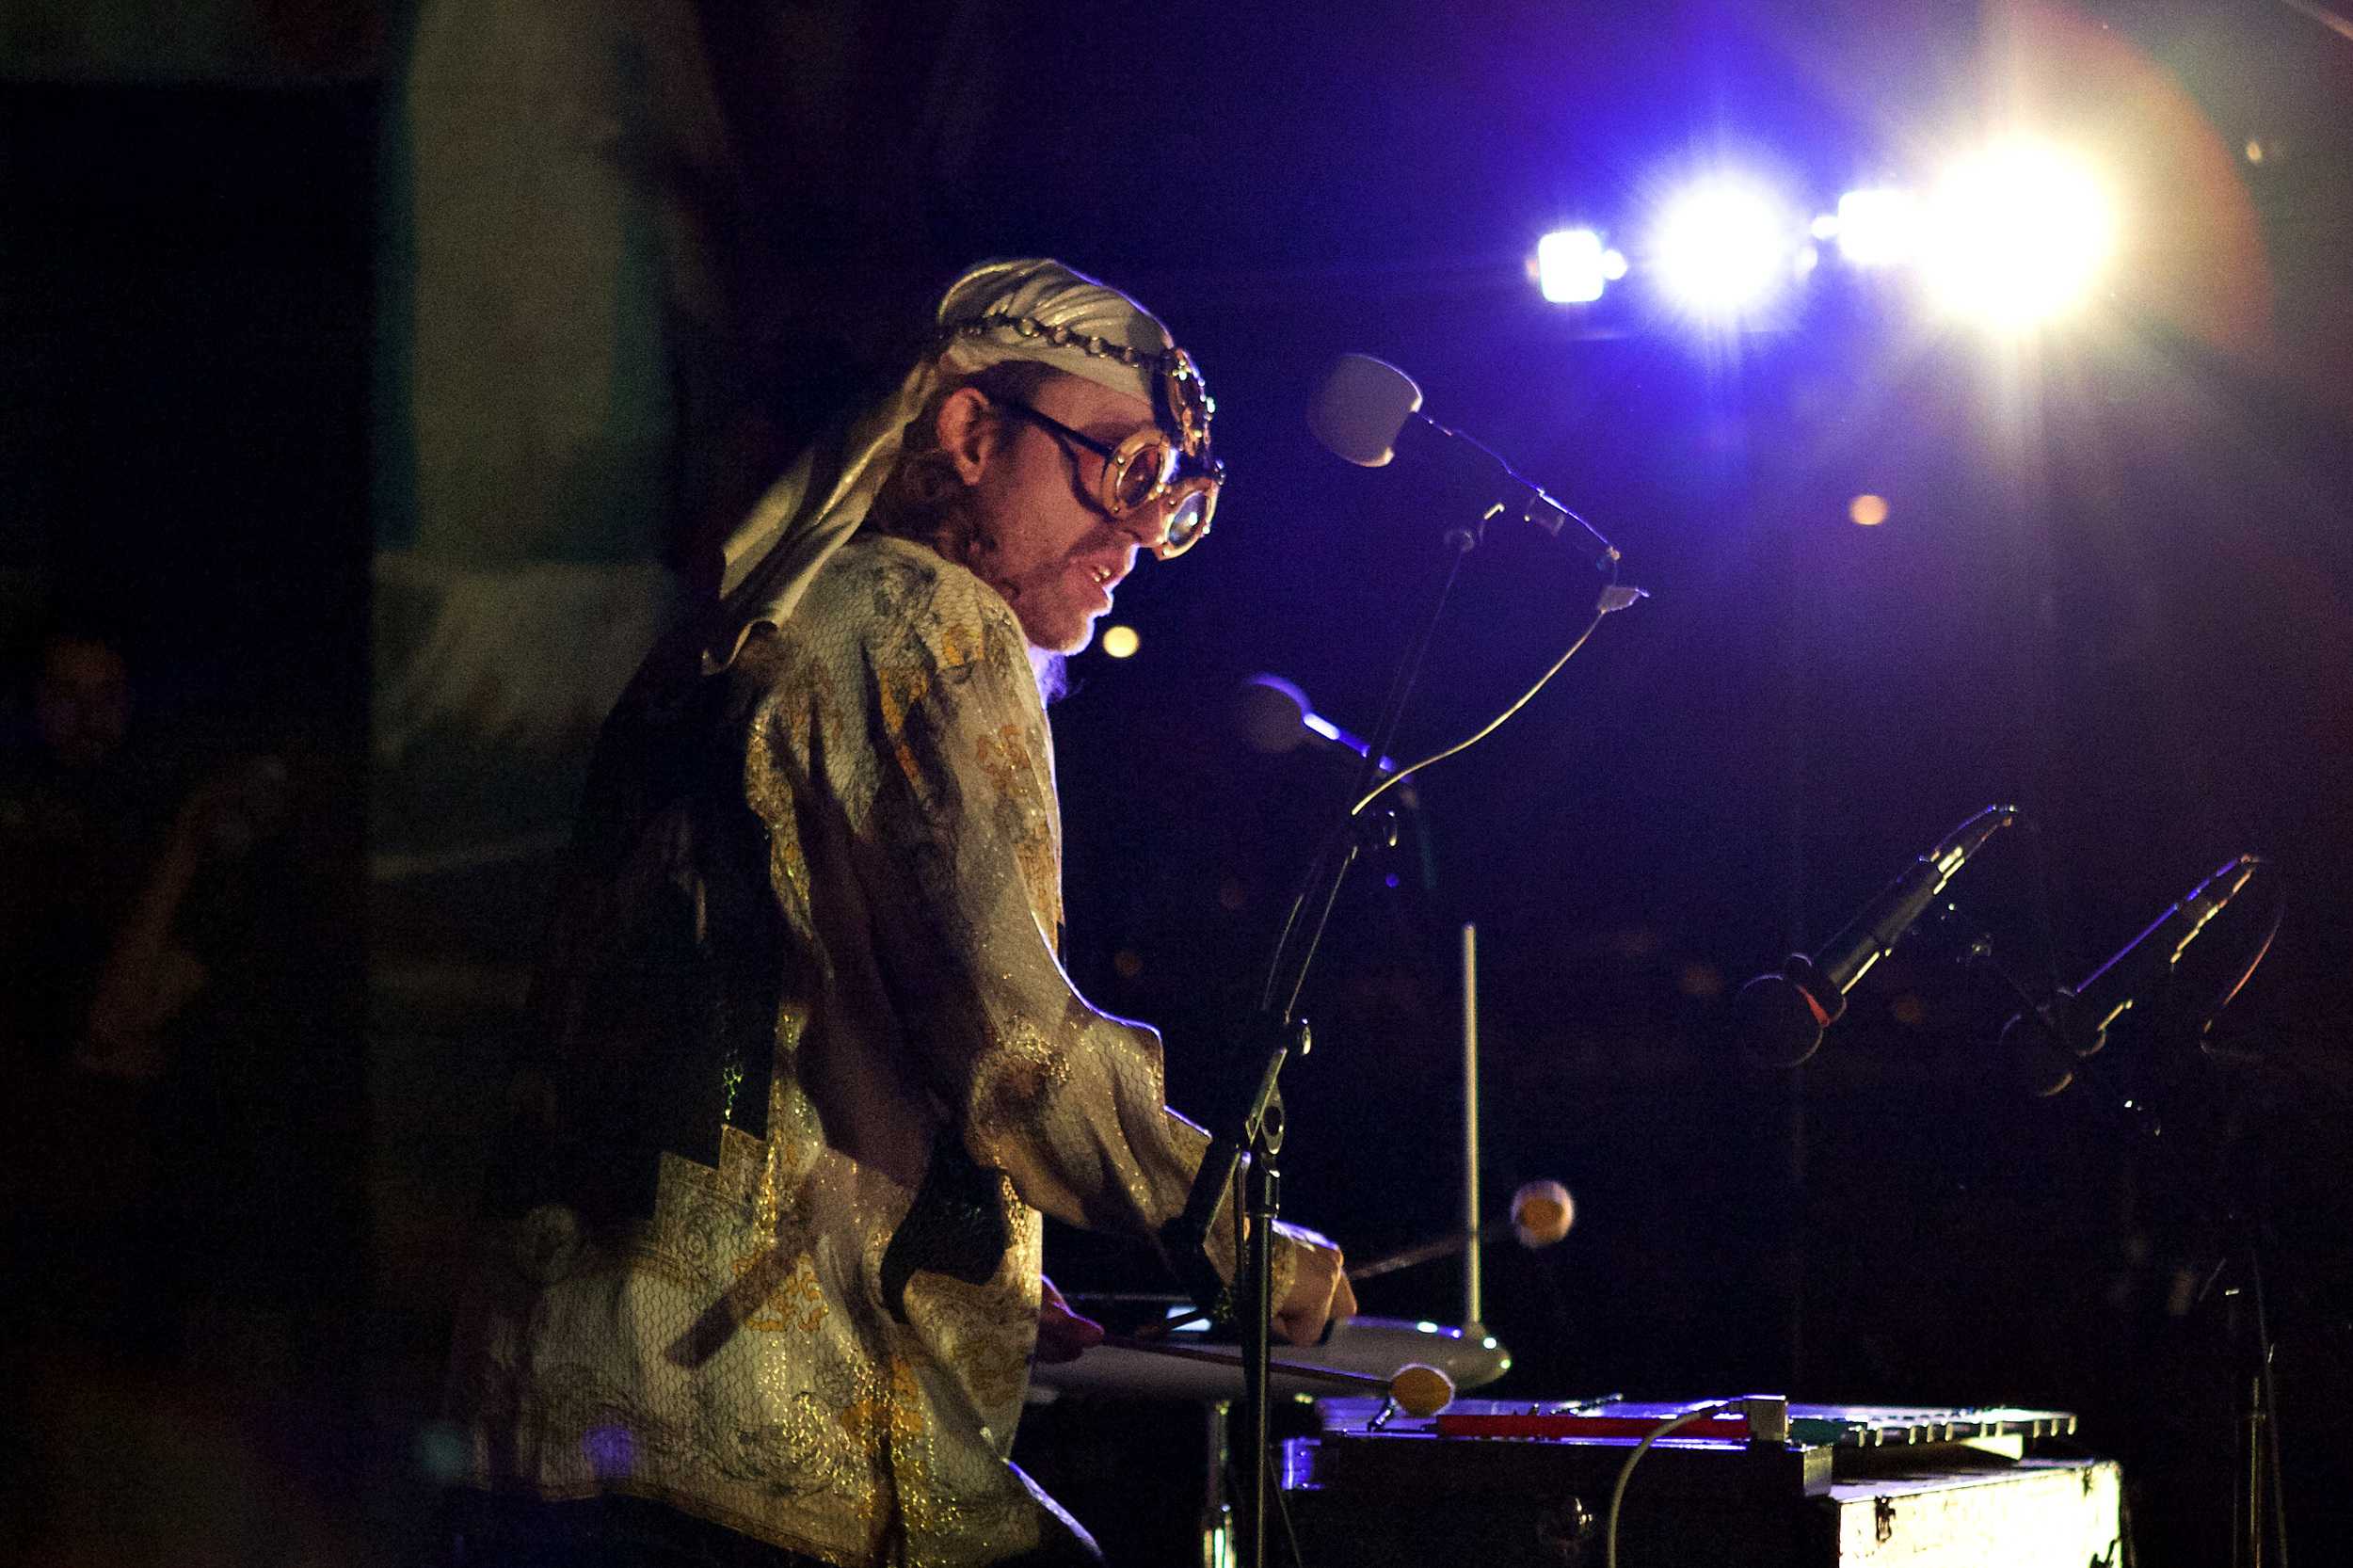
[442,259,1354,1567]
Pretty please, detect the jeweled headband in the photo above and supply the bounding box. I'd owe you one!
[940,311,1215,460]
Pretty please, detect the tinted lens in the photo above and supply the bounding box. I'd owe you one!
[1161,484,1214,555]
[1104,432,1174,513]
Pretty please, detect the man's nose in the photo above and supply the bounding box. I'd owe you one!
[1115,496,1173,552]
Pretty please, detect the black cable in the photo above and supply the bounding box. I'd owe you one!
[1257,564,1638,1016]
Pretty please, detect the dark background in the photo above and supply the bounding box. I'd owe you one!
[4,1,2349,1563]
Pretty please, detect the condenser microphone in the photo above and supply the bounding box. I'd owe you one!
[1732,805,2022,1068]
[2004,854,2265,1096]
[1307,354,1618,567]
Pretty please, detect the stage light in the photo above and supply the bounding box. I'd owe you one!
[1650,177,1797,320]
[1100,623,1140,659]
[1830,187,1922,268]
[1921,140,2116,329]
[1536,228,1621,303]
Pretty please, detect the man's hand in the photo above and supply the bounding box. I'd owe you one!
[1272,1224,1356,1347]
[1032,1274,1106,1364]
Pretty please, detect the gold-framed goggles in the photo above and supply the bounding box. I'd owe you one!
[943,312,1224,558]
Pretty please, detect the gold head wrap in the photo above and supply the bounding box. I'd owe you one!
[700,258,1184,673]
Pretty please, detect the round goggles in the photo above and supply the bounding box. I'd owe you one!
[940,315,1224,557]
[999,401,1224,559]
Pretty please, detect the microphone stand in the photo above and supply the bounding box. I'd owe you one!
[2181,1051,2292,1568]
[1164,517,1481,1568]
[1953,898,2291,1566]
[2208,1194,2290,1568]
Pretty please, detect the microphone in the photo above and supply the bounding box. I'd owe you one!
[1241,674,1433,888]
[2005,854,2265,1096]
[1732,805,2021,1068]
[1307,354,1618,568]
[1237,673,1401,775]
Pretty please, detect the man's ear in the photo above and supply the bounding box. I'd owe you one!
[934,385,1000,486]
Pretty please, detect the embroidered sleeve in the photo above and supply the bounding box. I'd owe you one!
[842,568,1280,1289]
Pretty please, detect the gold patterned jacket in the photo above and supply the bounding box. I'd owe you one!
[445,534,1288,1566]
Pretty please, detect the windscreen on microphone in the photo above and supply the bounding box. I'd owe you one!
[1308,354,1423,467]
[1730,952,1845,1069]
[1237,674,1313,755]
[2001,1005,2085,1097]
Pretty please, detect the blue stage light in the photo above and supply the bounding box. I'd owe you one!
[1535,228,1620,303]
[1650,178,1797,320]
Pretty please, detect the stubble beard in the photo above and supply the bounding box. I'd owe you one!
[927,492,1093,663]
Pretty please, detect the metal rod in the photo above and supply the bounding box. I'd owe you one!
[1241,1141,1277,1568]
[1202,1401,1232,1568]
[2254,1249,2290,1568]
[1462,921,1482,1328]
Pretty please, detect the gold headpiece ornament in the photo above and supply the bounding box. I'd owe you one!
[940,310,1217,462]
[697,260,1211,673]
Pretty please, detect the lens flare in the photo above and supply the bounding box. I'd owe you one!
[1536,229,1612,303]
[1651,178,1796,319]
[1922,141,2117,329]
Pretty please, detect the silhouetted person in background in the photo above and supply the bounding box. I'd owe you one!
[3,618,360,1568]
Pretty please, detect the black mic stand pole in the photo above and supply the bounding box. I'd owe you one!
[2190,1064,2292,1568]
[1962,897,2291,1566]
[1165,516,1482,1568]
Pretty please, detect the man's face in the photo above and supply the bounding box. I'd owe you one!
[964,373,1168,655]
[36,635,131,771]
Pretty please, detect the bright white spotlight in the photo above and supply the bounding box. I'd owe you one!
[1536,228,1612,303]
[1650,178,1796,319]
[1832,186,1922,267]
[1922,141,2116,329]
